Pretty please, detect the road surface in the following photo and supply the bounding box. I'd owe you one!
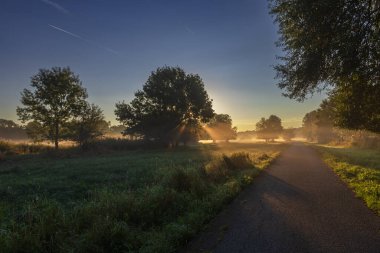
[183,143,380,253]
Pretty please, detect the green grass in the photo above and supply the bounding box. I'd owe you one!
[315,145,380,215]
[0,142,285,253]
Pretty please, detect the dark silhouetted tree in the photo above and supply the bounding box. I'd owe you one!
[256,115,283,142]
[17,67,88,149]
[270,0,380,132]
[115,66,214,146]
[329,82,380,133]
[66,103,108,147]
[206,114,237,142]
[25,121,46,143]
[0,119,27,140]
[0,119,18,128]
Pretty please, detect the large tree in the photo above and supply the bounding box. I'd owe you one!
[115,66,214,145]
[255,115,283,142]
[270,0,380,132]
[17,67,88,149]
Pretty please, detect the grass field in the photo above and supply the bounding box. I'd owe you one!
[0,142,286,252]
[315,145,380,215]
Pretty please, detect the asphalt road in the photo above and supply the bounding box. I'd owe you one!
[183,143,380,253]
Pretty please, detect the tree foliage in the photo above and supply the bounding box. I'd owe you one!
[115,66,214,145]
[66,103,108,147]
[25,121,46,143]
[329,81,380,132]
[302,99,336,143]
[255,115,283,142]
[206,114,237,142]
[0,119,27,140]
[270,0,380,132]
[17,67,88,149]
[282,128,295,141]
[0,119,18,128]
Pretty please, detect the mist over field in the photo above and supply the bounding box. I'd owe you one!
[1,0,379,252]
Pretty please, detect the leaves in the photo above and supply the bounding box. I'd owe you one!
[66,103,108,147]
[255,115,283,141]
[17,67,88,148]
[270,0,380,132]
[115,66,214,144]
[206,114,237,141]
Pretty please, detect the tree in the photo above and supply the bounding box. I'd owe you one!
[205,114,237,142]
[115,66,214,146]
[302,110,319,142]
[282,128,295,141]
[108,125,126,138]
[255,115,283,142]
[0,119,18,129]
[269,0,380,132]
[66,103,108,147]
[25,121,46,143]
[302,99,336,143]
[17,67,88,149]
[0,119,27,140]
[329,81,380,132]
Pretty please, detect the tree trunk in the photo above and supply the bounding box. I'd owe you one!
[54,123,59,150]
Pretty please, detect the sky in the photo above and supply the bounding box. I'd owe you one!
[0,0,326,131]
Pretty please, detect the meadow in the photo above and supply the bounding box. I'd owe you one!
[315,145,380,215]
[0,142,286,252]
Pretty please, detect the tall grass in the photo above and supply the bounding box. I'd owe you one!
[316,146,380,215]
[0,143,284,252]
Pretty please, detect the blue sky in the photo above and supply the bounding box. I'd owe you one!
[0,0,325,130]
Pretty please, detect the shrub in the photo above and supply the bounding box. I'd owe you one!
[0,141,11,153]
[225,152,253,170]
[163,167,208,196]
[204,157,230,182]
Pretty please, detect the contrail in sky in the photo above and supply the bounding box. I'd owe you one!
[40,0,69,14]
[48,24,81,39]
[48,24,119,55]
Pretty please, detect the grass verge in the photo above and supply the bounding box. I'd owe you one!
[315,145,380,215]
[0,142,285,252]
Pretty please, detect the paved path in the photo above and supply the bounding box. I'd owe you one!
[183,143,380,253]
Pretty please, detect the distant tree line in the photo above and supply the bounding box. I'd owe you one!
[302,99,380,148]
[16,66,237,149]
[0,119,27,140]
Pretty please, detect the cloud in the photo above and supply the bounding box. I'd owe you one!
[40,0,69,14]
[48,24,119,55]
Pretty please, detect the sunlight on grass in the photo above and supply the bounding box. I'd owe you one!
[0,142,286,253]
[315,145,380,215]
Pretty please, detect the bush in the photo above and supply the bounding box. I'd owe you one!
[0,141,11,153]
[225,152,254,170]
[204,157,230,182]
